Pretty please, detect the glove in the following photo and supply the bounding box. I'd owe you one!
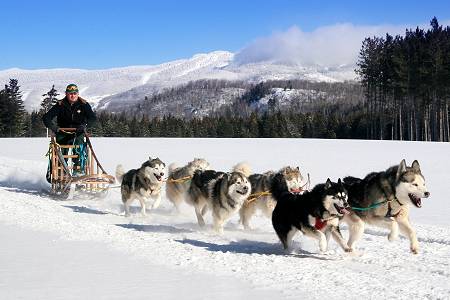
[76,125,86,134]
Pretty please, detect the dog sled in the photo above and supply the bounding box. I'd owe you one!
[46,128,115,199]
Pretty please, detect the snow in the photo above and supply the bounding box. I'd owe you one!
[0,138,449,299]
[0,51,356,112]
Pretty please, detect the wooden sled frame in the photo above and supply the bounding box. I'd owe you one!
[49,128,115,199]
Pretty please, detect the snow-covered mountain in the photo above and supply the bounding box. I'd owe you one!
[0,51,357,112]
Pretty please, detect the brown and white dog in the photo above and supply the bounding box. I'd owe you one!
[239,166,308,230]
[166,158,210,213]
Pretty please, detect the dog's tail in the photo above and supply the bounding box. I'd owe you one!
[232,162,252,177]
[115,164,126,183]
[168,163,179,176]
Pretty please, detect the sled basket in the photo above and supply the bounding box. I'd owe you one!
[47,128,115,199]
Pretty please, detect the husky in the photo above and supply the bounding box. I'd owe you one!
[166,158,210,212]
[342,159,430,254]
[115,157,166,217]
[271,178,350,252]
[239,166,308,230]
[187,163,252,233]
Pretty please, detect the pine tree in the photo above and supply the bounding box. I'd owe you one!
[40,85,59,114]
[0,89,8,136]
[3,79,26,137]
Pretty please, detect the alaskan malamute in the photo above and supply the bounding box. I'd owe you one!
[343,159,430,254]
[115,157,166,216]
[271,178,349,252]
[239,166,308,230]
[187,163,251,233]
[166,158,210,212]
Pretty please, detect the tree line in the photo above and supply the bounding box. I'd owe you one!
[89,107,368,139]
[356,17,450,141]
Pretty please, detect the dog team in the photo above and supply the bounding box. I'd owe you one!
[115,158,430,254]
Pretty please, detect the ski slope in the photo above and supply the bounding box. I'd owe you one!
[0,138,449,299]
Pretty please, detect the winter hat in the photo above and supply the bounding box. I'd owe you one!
[65,83,79,94]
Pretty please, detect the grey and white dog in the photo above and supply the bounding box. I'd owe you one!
[115,157,166,217]
[239,166,307,230]
[166,158,210,212]
[187,163,252,233]
[343,159,430,254]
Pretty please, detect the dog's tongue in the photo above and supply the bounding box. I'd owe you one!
[342,207,350,215]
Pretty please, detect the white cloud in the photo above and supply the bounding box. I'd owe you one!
[234,21,450,67]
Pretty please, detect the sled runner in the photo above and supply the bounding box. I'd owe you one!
[46,128,115,199]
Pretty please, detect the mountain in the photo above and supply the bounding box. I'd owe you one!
[0,51,357,112]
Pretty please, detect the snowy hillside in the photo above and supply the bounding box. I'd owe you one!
[0,138,449,299]
[0,51,356,112]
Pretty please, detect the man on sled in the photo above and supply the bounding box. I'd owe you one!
[43,83,96,179]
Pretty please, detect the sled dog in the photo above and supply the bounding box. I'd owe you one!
[166,158,210,212]
[187,163,251,233]
[115,157,166,216]
[342,159,429,254]
[271,178,349,252]
[239,166,308,230]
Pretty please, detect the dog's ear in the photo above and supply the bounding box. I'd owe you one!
[396,159,407,181]
[148,156,152,161]
[220,173,230,197]
[337,178,342,186]
[296,166,300,171]
[411,160,421,173]
[325,178,332,189]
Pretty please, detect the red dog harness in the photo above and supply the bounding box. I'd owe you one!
[314,218,327,230]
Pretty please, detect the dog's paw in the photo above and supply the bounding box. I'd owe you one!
[411,246,419,254]
[388,232,398,242]
[319,239,327,252]
[344,247,353,253]
[243,224,252,231]
[214,228,224,235]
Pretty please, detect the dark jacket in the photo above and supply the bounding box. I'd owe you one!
[42,97,96,132]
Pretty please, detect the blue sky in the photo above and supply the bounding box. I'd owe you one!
[1,0,449,70]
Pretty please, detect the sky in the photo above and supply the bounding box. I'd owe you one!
[1,0,449,70]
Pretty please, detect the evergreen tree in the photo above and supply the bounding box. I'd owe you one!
[40,85,59,114]
[2,79,26,137]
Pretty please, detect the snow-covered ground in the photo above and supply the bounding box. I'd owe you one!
[0,138,449,299]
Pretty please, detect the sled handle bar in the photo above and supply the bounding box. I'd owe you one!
[56,127,89,136]
[58,128,77,131]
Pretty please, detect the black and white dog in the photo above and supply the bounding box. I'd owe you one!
[271,178,349,252]
[115,157,166,216]
[187,163,251,233]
